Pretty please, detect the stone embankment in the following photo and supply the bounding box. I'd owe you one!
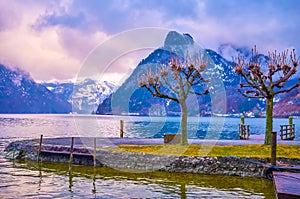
[4,139,298,179]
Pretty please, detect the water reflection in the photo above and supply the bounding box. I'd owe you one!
[180,182,187,199]
[9,160,275,198]
[68,169,73,193]
[92,167,96,195]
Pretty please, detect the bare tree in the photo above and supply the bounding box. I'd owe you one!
[138,55,209,145]
[235,46,300,144]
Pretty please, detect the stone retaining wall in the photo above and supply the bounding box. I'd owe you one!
[3,140,269,178]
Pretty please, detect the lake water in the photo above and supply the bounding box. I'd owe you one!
[0,114,299,140]
[1,114,296,198]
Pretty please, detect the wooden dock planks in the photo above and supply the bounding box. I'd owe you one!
[273,171,300,199]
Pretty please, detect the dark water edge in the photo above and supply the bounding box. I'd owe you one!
[1,158,276,199]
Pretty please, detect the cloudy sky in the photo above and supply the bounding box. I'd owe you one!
[1,0,300,83]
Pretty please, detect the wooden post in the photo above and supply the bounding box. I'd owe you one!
[93,137,96,167]
[68,169,73,191]
[120,120,124,138]
[37,134,43,162]
[271,131,277,166]
[240,116,245,125]
[289,116,293,125]
[69,137,74,169]
[246,125,250,139]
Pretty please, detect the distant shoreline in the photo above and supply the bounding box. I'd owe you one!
[1,113,300,119]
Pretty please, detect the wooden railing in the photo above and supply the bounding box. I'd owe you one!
[37,135,98,168]
[238,124,250,140]
[280,124,295,140]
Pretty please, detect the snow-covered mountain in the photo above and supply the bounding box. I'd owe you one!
[43,79,115,114]
[97,31,245,116]
[0,63,115,114]
[43,81,73,102]
[72,79,115,113]
[97,31,300,117]
[0,64,71,113]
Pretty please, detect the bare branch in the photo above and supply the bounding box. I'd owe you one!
[137,52,209,104]
[140,84,179,103]
[234,46,300,100]
[189,89,209,96]
[274,79,300,95]
[235,66,268,98]
[162,76,180,94]
[237,88,264,99]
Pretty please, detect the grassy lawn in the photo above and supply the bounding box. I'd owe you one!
[109,144,300,159]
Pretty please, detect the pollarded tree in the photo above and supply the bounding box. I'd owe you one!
[138,55,209,145]
[235,46,300,145]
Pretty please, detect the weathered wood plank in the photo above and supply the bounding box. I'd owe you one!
[40,150,93,157]
[273,172,300,199]
[164,134,181,144]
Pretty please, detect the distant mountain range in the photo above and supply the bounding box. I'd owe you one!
[97,31,300,117]
[0,64,71,113]
[43,79,115,113]
[0,64,115,114]
[1,31,299,116]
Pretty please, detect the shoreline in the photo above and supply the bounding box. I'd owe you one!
[3,137,300,180]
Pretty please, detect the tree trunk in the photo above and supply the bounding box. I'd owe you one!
[265,97,274,145]
[180,101,188,145]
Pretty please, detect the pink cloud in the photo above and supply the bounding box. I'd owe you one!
[0,0,299,82]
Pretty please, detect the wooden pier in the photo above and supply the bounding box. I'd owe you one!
[273,171,300,199]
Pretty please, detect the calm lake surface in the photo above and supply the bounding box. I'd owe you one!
[1,114,296,198]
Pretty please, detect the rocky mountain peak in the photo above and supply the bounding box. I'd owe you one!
[164,31,194,49]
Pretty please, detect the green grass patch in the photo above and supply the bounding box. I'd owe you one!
[109,144,300,159]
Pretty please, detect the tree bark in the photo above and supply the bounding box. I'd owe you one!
[180,101,188,145]
[265,97,274,145]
